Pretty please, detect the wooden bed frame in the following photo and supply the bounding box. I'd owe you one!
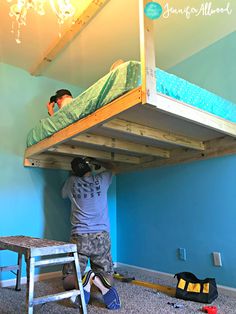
[24,0,236,173]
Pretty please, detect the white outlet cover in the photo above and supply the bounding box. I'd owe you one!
[212,252,222,267]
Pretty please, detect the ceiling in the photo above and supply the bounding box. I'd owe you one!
[1,0,236,88]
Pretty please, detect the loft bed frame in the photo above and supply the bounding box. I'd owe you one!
[24,0,236,173]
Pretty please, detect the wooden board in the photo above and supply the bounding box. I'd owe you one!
[31,0,111,76]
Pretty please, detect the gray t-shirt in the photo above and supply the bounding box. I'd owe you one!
[62,171,112,234]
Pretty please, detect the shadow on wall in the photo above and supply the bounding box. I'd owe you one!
[42,169,71,242]
[39,169,72,276]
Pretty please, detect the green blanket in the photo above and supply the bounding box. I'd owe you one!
[27,61,141,147]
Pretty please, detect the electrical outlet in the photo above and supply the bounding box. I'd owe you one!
[212,252,222,267]
[178,248,186,261]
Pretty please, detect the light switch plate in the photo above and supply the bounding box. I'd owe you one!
[212,252,222,267]
[178,248,186,261]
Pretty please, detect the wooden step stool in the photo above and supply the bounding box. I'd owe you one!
[0,235,87,314]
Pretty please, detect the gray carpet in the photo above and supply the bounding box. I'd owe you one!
[0,267,235,313]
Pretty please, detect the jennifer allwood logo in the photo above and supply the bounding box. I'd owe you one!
[162,2,232,19]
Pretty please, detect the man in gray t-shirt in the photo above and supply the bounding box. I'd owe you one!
[62,157,120,310]
[62,168,112,235]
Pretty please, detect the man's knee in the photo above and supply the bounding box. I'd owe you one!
[63,274,76,290]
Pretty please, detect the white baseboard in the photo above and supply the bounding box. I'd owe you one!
[0,271,62,288]
[116,262,236,297]
[116,262,174,279]
[0,262,119,288]
[5,261,234,299]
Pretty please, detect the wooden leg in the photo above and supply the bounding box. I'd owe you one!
[73,252,87,314]
[15,253,22,291]
[26,257,35,314]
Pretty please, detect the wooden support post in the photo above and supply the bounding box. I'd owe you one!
[139,0,156,104]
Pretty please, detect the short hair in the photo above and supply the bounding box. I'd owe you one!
[49,89,72,103]
[49,95,57,103]
[71,157,91,177]
[55,89,72,99]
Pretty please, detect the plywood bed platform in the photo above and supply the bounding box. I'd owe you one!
[24,86,236,172]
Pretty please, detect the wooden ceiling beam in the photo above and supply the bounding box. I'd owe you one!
[48,144,141,164]
[117,136,236,173]
[30,0,110,76]
[24,153,73,170]
[72,133,170,158]
[102,118,205,151]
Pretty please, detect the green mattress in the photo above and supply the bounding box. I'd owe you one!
[27,61,236,147]
[27,61,140,147]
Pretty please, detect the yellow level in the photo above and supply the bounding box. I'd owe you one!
[114,273,176,297]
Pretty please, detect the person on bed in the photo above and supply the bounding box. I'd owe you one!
[47,89,73,116]
[46,61,124,116]
[62,157,121,310]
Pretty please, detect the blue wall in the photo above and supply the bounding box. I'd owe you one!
[117,32,236,288]
[0,63,117,280]
[170,32,236,104]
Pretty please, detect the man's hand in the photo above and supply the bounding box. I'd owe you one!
[84,157,118,174]
[94,159,117,174]
[47,101,55,116]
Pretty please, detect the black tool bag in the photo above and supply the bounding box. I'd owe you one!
[174,272,218,303]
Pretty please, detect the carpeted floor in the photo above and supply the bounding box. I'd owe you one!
[0,266,235,313]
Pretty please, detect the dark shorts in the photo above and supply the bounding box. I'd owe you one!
[63,231,113,277]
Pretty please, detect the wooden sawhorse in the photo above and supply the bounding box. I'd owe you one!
[0,236,87,314]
